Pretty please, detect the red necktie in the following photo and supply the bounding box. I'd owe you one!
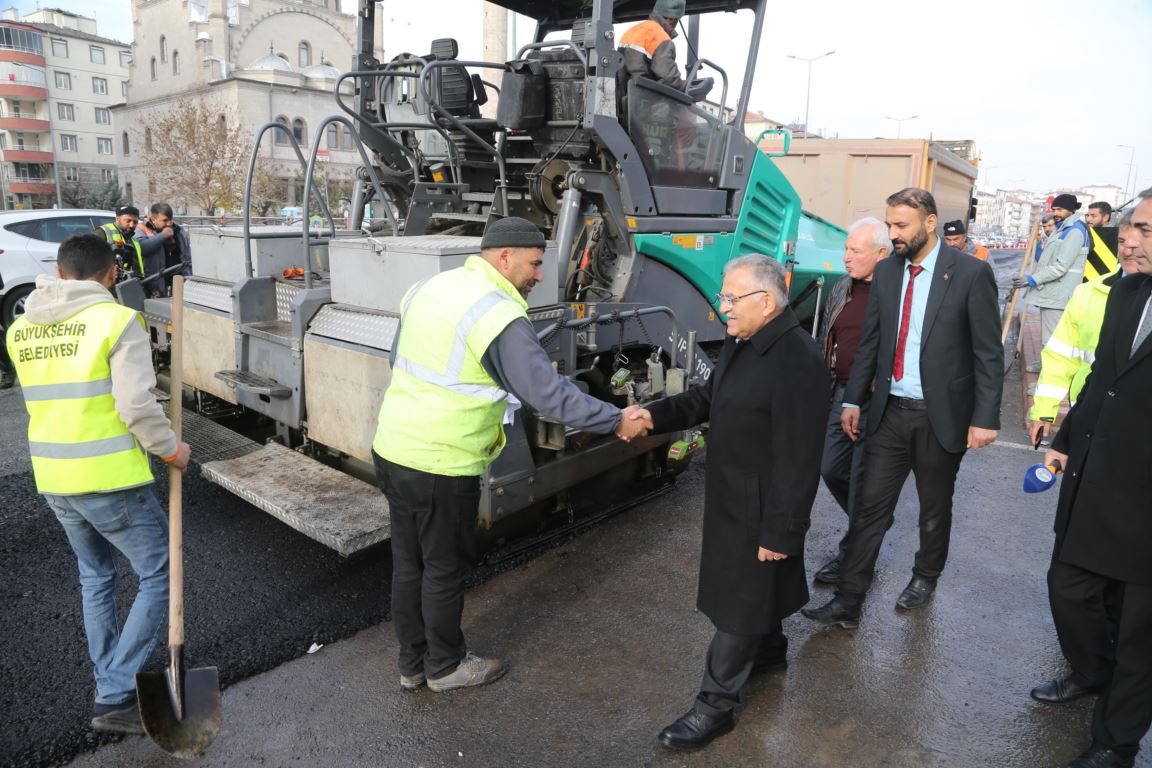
[893,265,925,382]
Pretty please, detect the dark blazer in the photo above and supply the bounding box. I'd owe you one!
[645,308,828,635]
[1051,273,1152,584]
[844,242,1003,453]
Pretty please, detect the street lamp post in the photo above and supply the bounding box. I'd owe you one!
[884,114,918,139]
[1119,144,1136,200]
[786,50,835,133]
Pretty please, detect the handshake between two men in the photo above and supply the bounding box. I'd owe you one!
[614,404,655,442]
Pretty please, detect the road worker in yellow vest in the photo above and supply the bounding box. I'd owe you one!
[1028,214,1142,444]
[372,217,648,693]
[5,234,190,736]
[96,204,145,280]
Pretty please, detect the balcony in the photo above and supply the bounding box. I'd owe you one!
[8,177,55,195]
[0,82,47,99]
[2,147,53,163]
[0,116,49,131]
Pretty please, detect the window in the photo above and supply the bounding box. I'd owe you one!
[92,77,108,95]
[119,51,131,67]
[9,101,19,118]
[0,27,44,55]
[51,39,68,58]
[172,50,179,75]
[90,46,105,64]
[298,42,311,68]
[95,107,111,125]
[160,36,166,63]
[122,131,130,155]
[6,216,105,244]
[144,127,152,151]
[273,115,289,145]
[64,166,79,182]
[121,81,128,97]
[54,71,71,89]
[342,128,353,151]
[97,137,113,155]
[60,134,77,152]
[327,124,339,149]
[216,114,226,140]
[13,131,24,148]
[150,57,156,81]
[57,103,74,121]
[292,117,306,144]
[0,62,46,86]
[101,168,115,182]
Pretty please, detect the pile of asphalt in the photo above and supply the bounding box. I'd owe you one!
[0,463,393,768]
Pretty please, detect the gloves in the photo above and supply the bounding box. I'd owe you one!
[1011,275,1031,290]
[686,76,714,102]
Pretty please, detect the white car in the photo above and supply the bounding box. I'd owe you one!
[0,209,114,325]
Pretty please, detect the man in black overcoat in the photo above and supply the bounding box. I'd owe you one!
[1036,191,1152,768]
[626,254,828,750]
[803,187,1003,627]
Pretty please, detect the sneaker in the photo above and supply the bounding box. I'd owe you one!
[399,671,426,691]
[91,701,145,736]
[426,653,507,692]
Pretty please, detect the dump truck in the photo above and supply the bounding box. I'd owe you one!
[133,0,848,556]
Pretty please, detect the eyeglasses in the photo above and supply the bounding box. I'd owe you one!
[714,290,767,307]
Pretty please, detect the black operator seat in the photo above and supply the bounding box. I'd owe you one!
[427,38,498,132]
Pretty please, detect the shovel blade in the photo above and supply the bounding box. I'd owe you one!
[137,666,222,758]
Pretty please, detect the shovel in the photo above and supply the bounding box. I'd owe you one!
[136,275,222,757]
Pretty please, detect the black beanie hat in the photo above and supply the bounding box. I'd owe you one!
[1051,193,1081,212]
[942,220,966,236]
[480,217,546,250]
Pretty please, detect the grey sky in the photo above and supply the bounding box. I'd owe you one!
[18,0,1152,198]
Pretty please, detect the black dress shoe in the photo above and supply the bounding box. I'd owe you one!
[1064,745,1135,767]
[751,657,788,677]
[658,708,735,750]
[801,597,861,628]
[895,576,936,610]
[1031,675,1101,703]
[813,557,841,584]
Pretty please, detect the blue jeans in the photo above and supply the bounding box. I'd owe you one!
[45,487,169,705]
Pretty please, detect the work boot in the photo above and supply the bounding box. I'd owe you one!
[427,652,506,692]
[91,699,145,736]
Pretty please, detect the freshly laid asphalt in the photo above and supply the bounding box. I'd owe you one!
[0,252,1146,767]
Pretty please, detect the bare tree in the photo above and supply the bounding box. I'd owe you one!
[135,98,250,215]
[248,160,286,218]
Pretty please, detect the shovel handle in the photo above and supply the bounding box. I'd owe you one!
[168,276,184,648]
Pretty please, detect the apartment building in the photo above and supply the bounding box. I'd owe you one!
[0,7,129,209]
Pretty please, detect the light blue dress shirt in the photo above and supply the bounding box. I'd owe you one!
[889,238,940,400]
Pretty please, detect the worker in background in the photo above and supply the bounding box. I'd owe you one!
[1035,214,1056,262]
[372,217,647,694]
[1028,212,1141,444]
[1013,193,1091,371]
[618,0,712,102]
[5,234,190,736]
[943,219,989,261]
[96,205,145,281]
[1083,201,1119,283]
[135,202,191,296]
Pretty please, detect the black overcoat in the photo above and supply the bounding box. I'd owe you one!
[645,308,829,635]
[1051,272,1152,584]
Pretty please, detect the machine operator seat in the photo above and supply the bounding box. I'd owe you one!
[427,38,498,133]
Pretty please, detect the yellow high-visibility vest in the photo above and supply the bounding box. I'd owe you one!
[97,223,145,277]
[373,256,528,476]
[6,301,154,495]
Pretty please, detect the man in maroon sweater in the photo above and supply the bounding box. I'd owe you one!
[812,217,891,583]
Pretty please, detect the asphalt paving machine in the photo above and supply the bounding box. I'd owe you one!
[150,0,848,556]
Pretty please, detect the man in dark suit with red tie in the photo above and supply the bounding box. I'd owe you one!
[803,187,1003,627]
[1034,190,1152,768]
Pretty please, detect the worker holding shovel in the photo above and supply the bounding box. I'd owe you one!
[5,234,190,736]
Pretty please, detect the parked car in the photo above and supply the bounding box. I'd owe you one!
[0,209,113,326]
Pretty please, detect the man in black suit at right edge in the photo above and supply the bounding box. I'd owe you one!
[1034,190,1152,768]
[803,188,1003,627]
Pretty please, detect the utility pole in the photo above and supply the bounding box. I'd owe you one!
[1119,144,1136,200]
[885,114,918,139]
[481,2,507,119]
[786,50,835,134]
